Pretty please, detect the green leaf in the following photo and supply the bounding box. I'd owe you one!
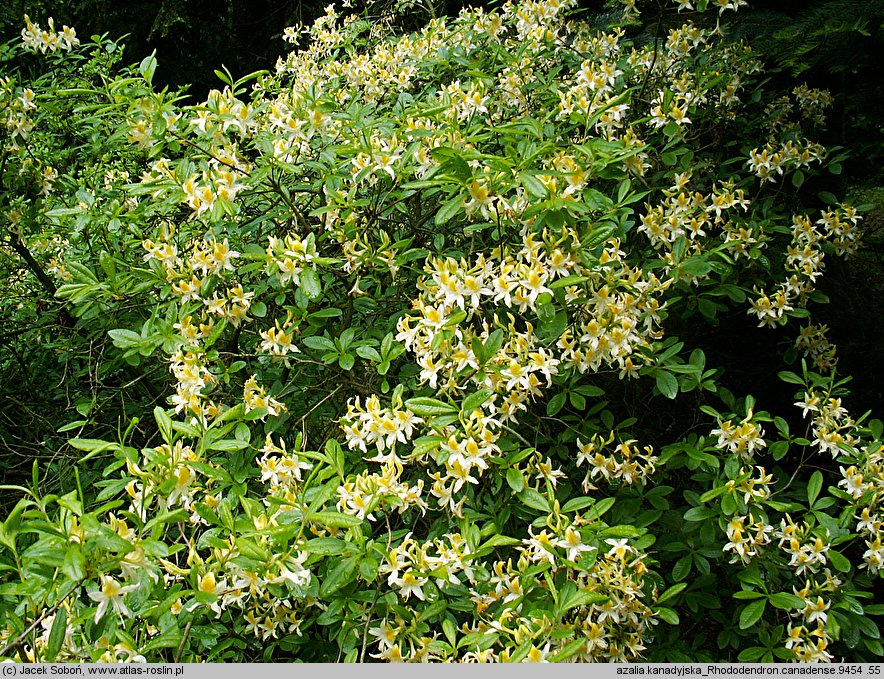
[584,189,613,212]
[546,392,567,416]
[436,193,464,226]
[506,467,525,493]
[301,268,321,300]
[778,371,804,385]
[737,647,767,662]
[320,555,358,598]
[359,556,379,582]
[654,606,679,625]
[478,535,521,552]
[657,583,687,605]
[154,407,173,444]
[598,525,642,539]
[405,397,458,417]
[207,439,250,451]
[549,274,590,290]
[585,222,617,249]
[139,53,157,83]
[562,588,608,613]
[462,390,492,413]
[769,440,789,460]
[680,256,712,277]
[1,498,30,548]
[305,537,348,556]
[45,605,67,662]
[68,438,117,459]
[733,590,764,600]
[214,68,234,86]
[739,599,767,629]
[417,600,448,622]
[520,172,548,198]
[828,549,851,573]
[769,592,805,610]
[303,335,336,352]
[62,544,86,581]
[535,310,568,341]
[656,371,678,399]
[684,506,717,521]
[142,627,183,652]
[108,328,142,349]
[549,637,593,662]
[584,497,616,520]
[67,261,98,284]
[143,508,190,532]
[442,618,457,647]
[356,346,382,362]
[807,470,823,507]
[699,485,728,503]
[561,496,594,513]
[236,538,268,561]
[308,511,364,529]
[518,488,549,513]
[308,308,343,321]
[412,435,443,457]
[481,329,504,361]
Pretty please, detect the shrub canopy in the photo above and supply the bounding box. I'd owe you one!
[0,0,881,663]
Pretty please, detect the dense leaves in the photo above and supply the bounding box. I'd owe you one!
[0,0,882,664]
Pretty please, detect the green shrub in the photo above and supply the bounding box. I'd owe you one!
[0,0,880,663]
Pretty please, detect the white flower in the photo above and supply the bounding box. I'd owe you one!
[88,575,139,623]
[605,538,633,560]
[392,569,427,600]
[555,526,596,562]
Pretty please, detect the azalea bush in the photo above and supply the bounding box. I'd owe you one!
[1,0,882,664]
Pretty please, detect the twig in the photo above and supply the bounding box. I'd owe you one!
[638,2,666,104]
[358,589,382,663]
[298,385,343,429]
[500,422,532,448]
[174,619,194,663]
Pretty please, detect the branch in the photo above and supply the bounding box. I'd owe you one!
[7,231,58,296]
[174,619,194,663]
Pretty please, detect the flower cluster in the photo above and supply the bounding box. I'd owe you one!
[784,574,843,662]
[795,323,838,373]
[20,15,78,53]
[723,513,773,564]
[748,205,860,329]
[775,517,831,576]
[0,78,37,149]
[258,435,313,493]
[336,458,428,520]
[340,395,423,460]
[747,139,825,184]
[710,414,767,462]
[576,433,658,489]
[265,233,317,286]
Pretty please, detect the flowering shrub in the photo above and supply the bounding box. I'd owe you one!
[1,0,882,664]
